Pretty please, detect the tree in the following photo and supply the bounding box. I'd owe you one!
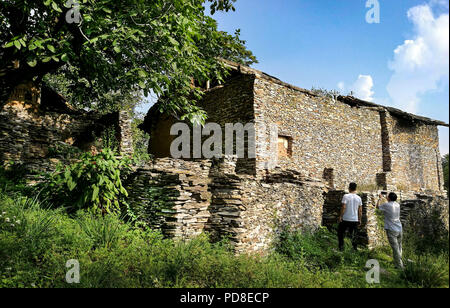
[0,0,256,121]
[443,154,449,193]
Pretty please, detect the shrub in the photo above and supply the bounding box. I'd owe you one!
[39,148,132,215]
[77,212,129,250]
[0,194,60,259]
[276,227,354,270]
[47,142,81,159]
[0,163,34,195]
[131,115,151,165]
[401,256,449,288]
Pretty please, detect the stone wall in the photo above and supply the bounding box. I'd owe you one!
[143,74,257,174]
[142,65,446,194]
[252,73,445,193]
[127,154,448,253]
[401,193,449,239]
[125,158,212,238]
[198,74,256,175]
[0,83,133,172]
[383,113,444,192]
[126,156,327,253]
[253,76,385,190]
[236,169,326,253]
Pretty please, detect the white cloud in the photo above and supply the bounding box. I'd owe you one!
[351,75,375,101]
[386,2,449,113]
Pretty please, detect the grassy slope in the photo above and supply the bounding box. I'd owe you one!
[0,187,448,288]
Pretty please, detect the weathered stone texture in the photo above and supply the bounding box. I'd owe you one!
[401,194,449,238]
[118,111,134,155]
[143,64,446,194]
[236,170,325,253]
[0,83,133,171]
[126,156,326,253]
[384,113,444,192]
[125,158,212,238]
[136,63,448,253]
[253,77,384,190]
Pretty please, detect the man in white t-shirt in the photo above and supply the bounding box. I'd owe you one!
[338,183,363,251]
[377,192,404,269]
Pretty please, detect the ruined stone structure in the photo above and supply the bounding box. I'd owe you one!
[125,156,326,253]
[0,82,133,172]
[138,60,449,252]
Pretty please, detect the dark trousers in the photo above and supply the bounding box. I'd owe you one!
[338,221,359,251]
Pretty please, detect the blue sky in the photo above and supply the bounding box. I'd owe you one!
[140,0,449,154]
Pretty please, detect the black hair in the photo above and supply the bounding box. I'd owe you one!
[349,183,357,192]
[388,192,398,202]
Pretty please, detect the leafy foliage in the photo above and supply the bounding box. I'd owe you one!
[130,112,151,164]
[39,148,132,215]
[47,141,82,159]
[310,87,342,99]
[100,126,120,153]
[0,0,257,120]
[0,163,34,196]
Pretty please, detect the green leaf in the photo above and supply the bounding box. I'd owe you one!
[47,45,56,53]
[27,59,37,67]
[68,180,76,191]
[92,185,99,202]
[51,2,62,13]
[14,40,21,50]
[168,37,179,46]
[61,54,69,62]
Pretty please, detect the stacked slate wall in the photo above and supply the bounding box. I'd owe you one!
[126,157,327,253]
[382,113,444,192]
[0,83,133,172]
[253,76,385,190]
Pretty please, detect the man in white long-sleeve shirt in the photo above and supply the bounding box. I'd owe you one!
[377,192,404,269]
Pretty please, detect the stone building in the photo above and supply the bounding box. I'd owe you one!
[142,59,448,194]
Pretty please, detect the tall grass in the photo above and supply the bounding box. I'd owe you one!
[401,256,449,288]
[1,189,448,288]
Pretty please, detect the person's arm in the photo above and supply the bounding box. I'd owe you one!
[376,194,386,209]
[339,203,346,223]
